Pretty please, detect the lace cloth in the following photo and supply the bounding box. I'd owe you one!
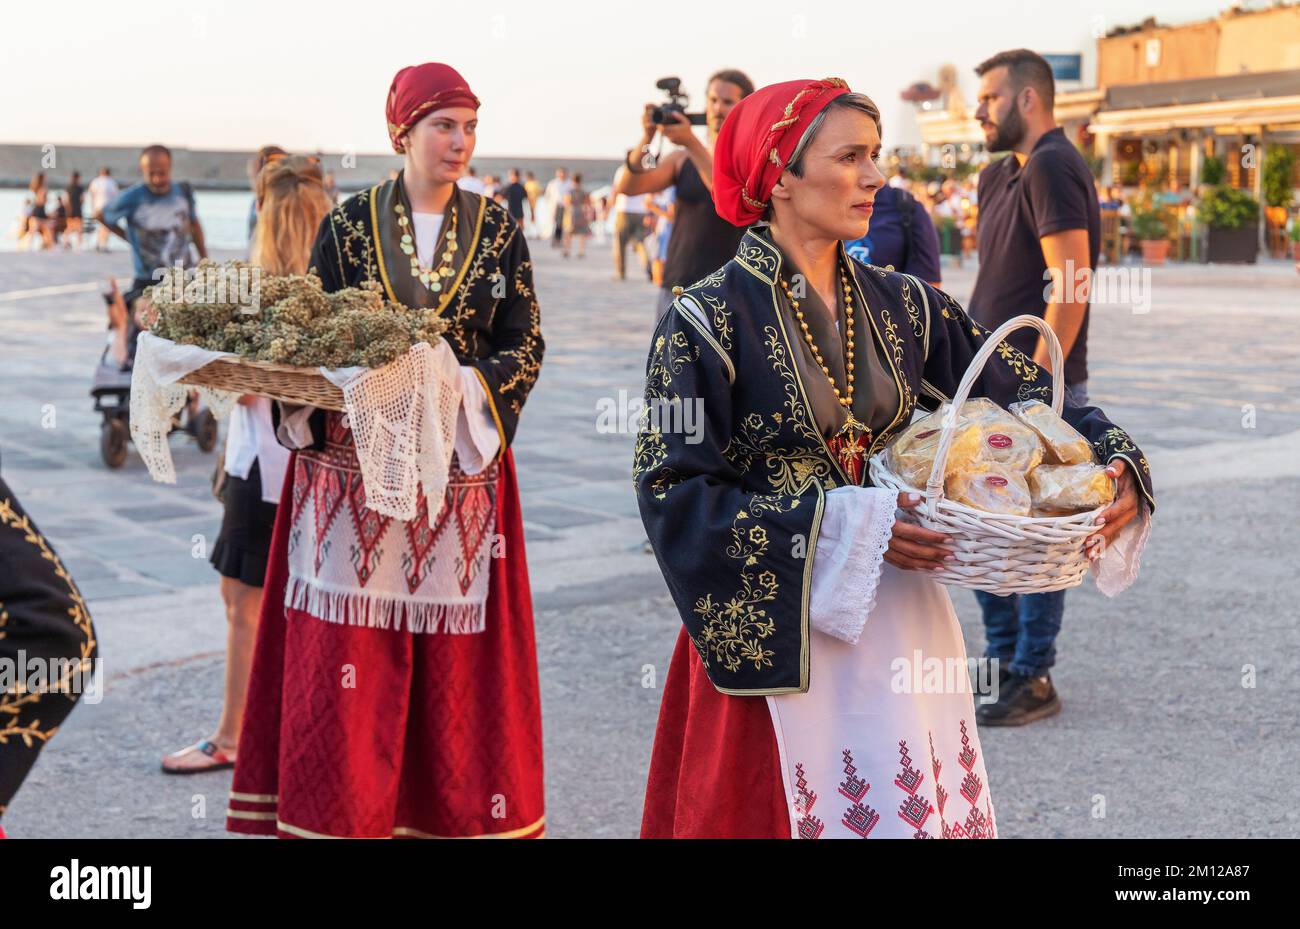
[809,486,899,645]
[130,332,241,483]
[130,333,462,520]
[319,341,462,520]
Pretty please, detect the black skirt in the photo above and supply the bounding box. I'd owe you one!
[210,459,279,587]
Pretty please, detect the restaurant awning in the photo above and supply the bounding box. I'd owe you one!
[1091,69,1300,137]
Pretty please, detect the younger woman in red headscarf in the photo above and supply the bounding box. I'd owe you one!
[635,79,1154,838]
[227,63,545,839]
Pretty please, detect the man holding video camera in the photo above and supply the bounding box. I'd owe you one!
[615,69,753,321]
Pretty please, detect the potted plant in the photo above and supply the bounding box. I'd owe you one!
[1263,148,1296,257]
[1199,154,1226,187]
[1290,222,1300,262]
[1197,185,1260,264]
[1132,209,1170,264]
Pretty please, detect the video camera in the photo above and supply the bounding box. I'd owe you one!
[650,77,706,126]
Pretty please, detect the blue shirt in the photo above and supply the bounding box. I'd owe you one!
[844,185,942,283]
[102,181,197,280]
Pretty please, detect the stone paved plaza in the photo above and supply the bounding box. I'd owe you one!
[2,242,1298,838]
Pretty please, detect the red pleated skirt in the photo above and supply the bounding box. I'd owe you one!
[640,628,791,838]
[227,450,545,839]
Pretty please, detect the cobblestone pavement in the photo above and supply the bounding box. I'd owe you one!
[2,243,1298,838]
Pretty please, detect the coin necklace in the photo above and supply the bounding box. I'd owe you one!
[395,201,458,293]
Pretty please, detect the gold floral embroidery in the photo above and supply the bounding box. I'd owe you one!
[692,494,798,674]
[763,325,826,454]
[692,272,733,351]
[634,331,698,499]
[0,497,96,753]
[994,341,1041,382]
[737,242,779,281]
[898,276,925,339]
[724,412,835,496]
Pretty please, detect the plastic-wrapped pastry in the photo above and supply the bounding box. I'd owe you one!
[887,406,982,488]
[1028,463,1115,515]
[958,398,1044,472]
[1009,399,1094,465]
[946,467,1032,516]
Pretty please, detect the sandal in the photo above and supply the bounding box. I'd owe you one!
[161,739,236,775]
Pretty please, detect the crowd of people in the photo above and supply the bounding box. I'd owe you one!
[1,50,1157,841]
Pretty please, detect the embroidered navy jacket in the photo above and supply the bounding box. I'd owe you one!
[635,228,1154,696]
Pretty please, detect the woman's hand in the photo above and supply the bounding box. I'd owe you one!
[884,492,954,572]
[1086,459,1142,560]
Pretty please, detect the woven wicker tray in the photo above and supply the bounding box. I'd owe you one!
[178,355,345,411]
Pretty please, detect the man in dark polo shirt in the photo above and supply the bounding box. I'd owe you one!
[967,48,1101,727]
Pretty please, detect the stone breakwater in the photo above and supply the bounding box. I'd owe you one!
[0,143,620,191]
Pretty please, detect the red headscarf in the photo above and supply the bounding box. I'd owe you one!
[712,77,852,227]
[385,63,481,153]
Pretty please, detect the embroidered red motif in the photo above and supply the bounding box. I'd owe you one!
[838,749,879,838]
[793,762,824,840]
[346,473,393,587]
[312,465,347,574]
[894,740,934,838]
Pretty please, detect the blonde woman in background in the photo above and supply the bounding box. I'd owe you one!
[161,155,333,773]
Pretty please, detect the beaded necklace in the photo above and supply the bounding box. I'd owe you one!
[778,261,872,483]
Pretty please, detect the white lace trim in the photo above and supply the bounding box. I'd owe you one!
[325,340,463,521]
[809,486,898,645]
[130,332,241,484]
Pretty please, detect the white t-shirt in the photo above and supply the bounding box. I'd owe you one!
[88,175,120,213]
[457,176,486,195]
[411,212,444,266]
[615,193,649,214]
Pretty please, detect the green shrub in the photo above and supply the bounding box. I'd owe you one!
[1263,147,1297,209]
[1132,209,1168,240]
[1197,185,1259,230]
[1200,155,1226,186]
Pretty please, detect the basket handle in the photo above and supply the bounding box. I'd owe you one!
[923,314,1064,516]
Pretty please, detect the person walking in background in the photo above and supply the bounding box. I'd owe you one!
[503,167,532,230]
[544,167,571,249]
[160,156,330,774]
[562,172,591,258]
[610,167,652,280]
[843,180,942,286]
[614,68,754,321]
[60,171,86,250]
[966,48,1129,727]
[87,167,119,252]
[523,170,542,237]
[646,186,675,285]
[245,145,287,241]
[26,174,54,249]
[457,164,486,194]
[96,144,207,309]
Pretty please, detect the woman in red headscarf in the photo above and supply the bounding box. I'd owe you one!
[635,79,1154,838]
[226,63,545,839]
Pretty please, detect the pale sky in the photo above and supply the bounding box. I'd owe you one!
[3,0,1236,157]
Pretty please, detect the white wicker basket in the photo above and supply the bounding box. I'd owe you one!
[868,314,1112,595]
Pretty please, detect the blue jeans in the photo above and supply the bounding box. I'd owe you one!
[977,380,1087,678]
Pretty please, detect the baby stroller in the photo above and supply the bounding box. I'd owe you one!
[90,279,217,469]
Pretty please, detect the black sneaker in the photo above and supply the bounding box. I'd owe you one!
[976,673,1061,727]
